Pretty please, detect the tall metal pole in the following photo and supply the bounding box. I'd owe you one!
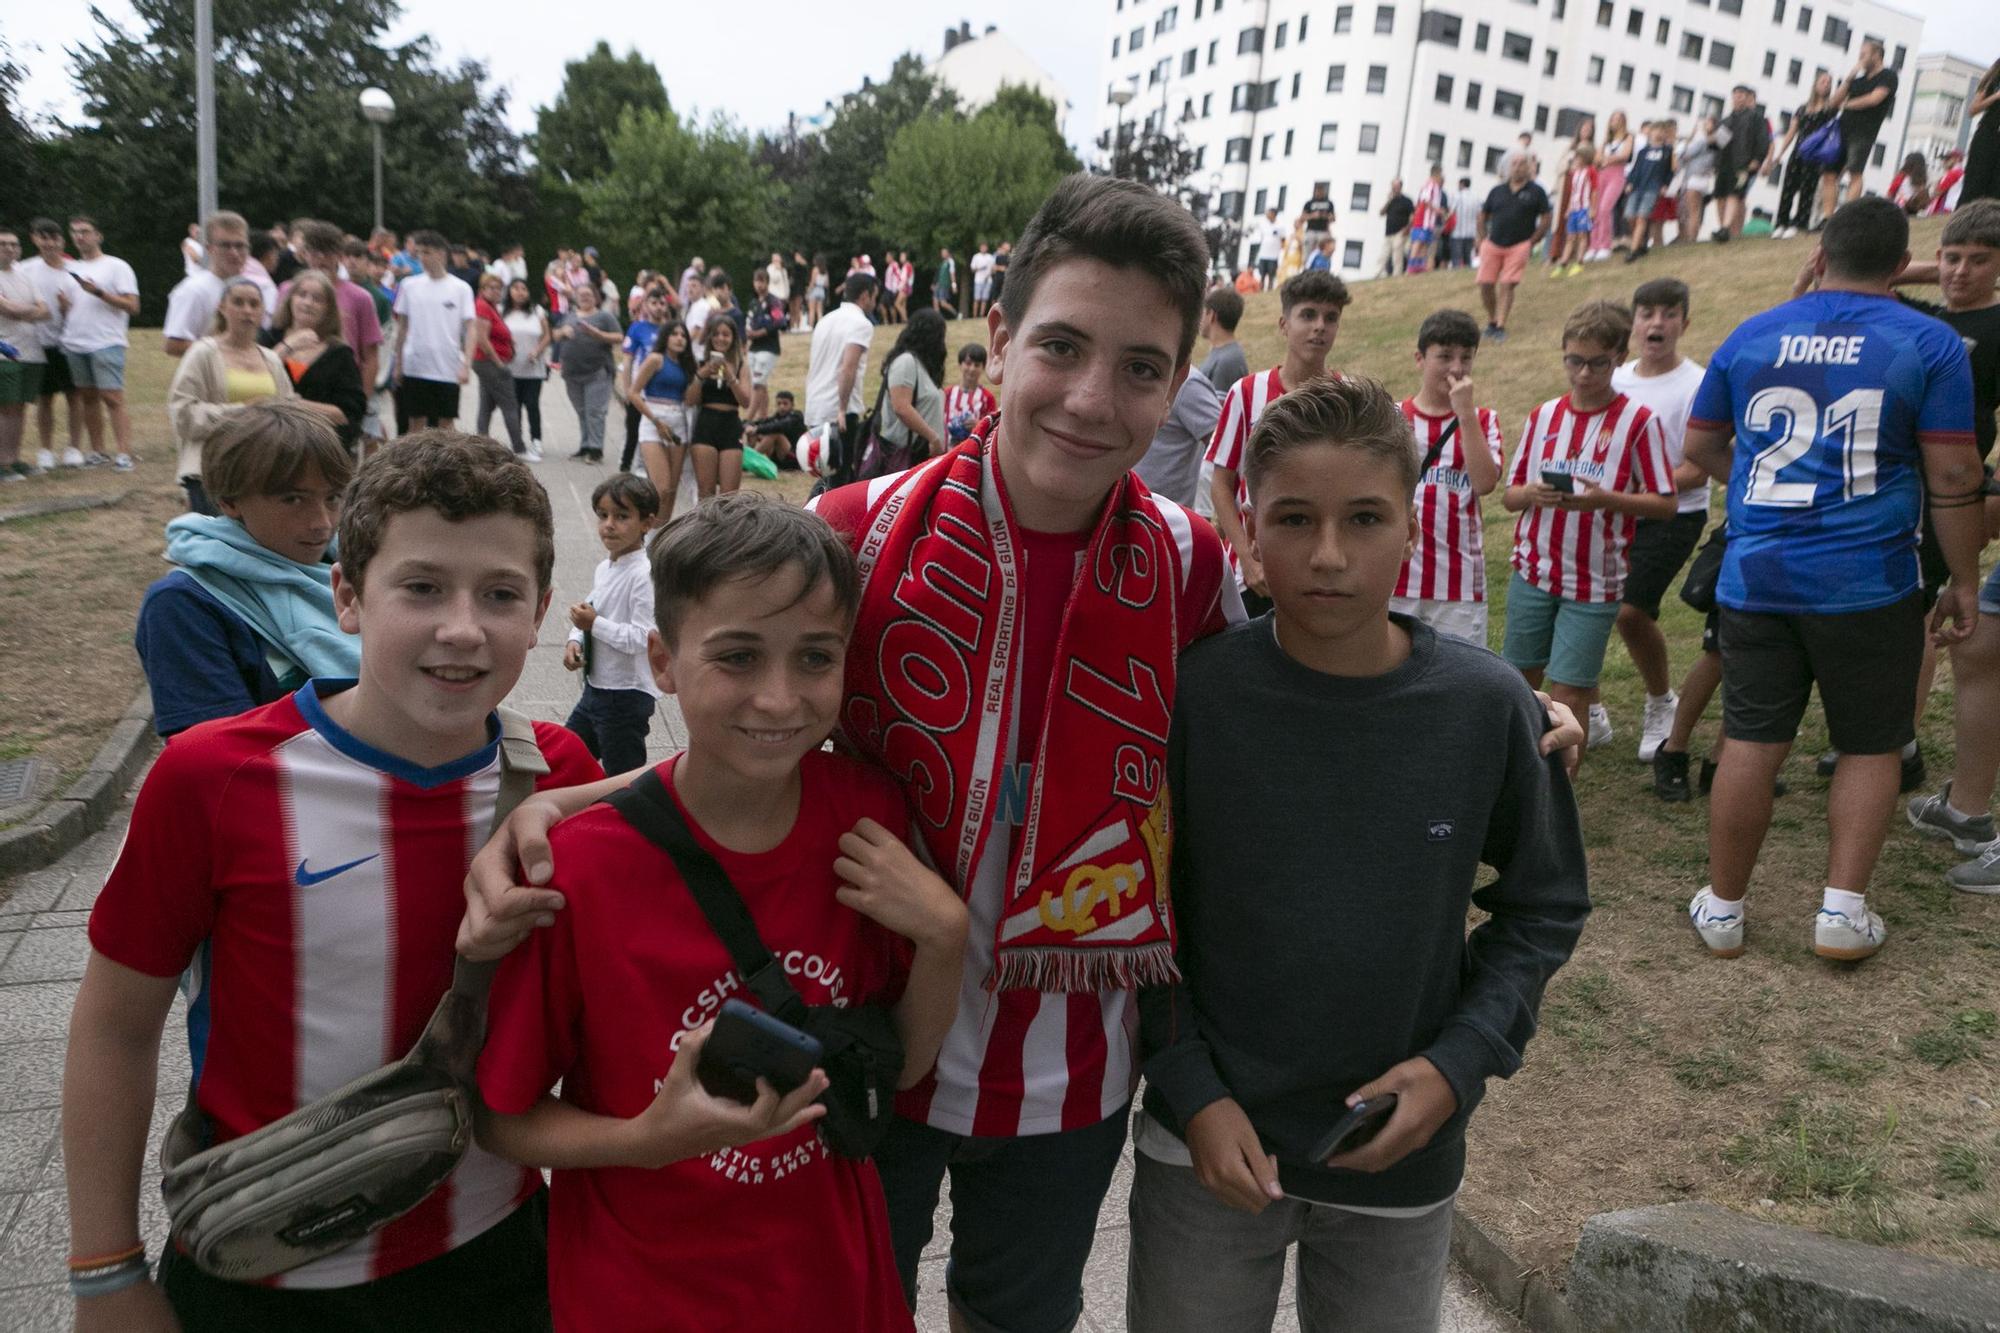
[372,123,385,234]
[1114,103,1125,177]
[194,0,217,221]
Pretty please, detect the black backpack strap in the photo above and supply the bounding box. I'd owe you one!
[1420,416,1459,475]
[604,769,809,1025]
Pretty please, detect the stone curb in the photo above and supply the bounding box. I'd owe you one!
[0,687,156,879]
[0,490,132,525]
[1452,1208,1582,1333]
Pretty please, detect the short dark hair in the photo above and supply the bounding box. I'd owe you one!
[774,389,795,402]
[337,431,556,596]
[250,234,281,264]
[649,491,858,644]
[1820,197,1908,281]
[1631,277,1692,317]
[299,219,344,257]
[1243,375,1419,502]
[409,229,447,251]
[591,472,660,519]
[707,269,731,291]
[203,402,355,505]
[67,214,97,229]
[842,272,878,302]
[29,217,60,239]
[1279,269,1352,315]
[999,173,1210,363]
[1940,199,2000,251]
[1203,287,1244,333]
[957,343,988,365]
[1416,309,1481,353]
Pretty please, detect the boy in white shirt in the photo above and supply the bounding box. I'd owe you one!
[391,229,477,430]
[564,473,663,775]
[59,216,140,470]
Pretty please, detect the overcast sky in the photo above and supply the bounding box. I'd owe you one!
[9,0,1998,160]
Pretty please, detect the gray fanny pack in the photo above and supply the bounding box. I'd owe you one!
[157,708,548,1283]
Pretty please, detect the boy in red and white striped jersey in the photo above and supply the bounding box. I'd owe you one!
[1395,309,1505,644]
[942,342,996,444]
[1205,268,1352,615]
[1500,301,1677,765]
[65,433,605,1329]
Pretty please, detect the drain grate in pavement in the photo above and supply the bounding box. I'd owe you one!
[0,758,39,804]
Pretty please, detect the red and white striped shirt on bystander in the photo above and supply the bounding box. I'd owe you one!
[1204,366,1293,582]
[1397,399,1506,602]
[943,383,996,433]
[1508,393,1674,602]
[87,685,603,1289]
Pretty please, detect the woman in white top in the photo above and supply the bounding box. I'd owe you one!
[765,253,790,307]
[502,279,552,451]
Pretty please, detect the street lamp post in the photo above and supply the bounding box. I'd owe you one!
[193,0,216,222]
[1108,83,1136,178]
[359,88,396,234]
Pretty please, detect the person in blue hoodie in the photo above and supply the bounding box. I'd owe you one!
[135,400,357,736]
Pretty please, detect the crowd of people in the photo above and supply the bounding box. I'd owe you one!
[15,122,2000,1332]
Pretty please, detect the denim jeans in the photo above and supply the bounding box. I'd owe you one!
[563,683,654,775]
[513,377,544,441]
[473,358,523,450]
[564,369,612,456]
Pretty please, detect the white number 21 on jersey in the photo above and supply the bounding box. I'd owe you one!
[1741,387,1884,507]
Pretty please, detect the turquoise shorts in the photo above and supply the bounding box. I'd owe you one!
[1501,572,1621,688]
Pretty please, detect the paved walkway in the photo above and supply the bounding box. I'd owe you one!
[0,394,1516,1331]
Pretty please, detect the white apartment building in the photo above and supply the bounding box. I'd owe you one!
[1899,51,1989,165]
[935,22,1075,130]
[1097,0,1925,278]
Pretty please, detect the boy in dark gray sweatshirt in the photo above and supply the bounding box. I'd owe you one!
[1131,375,1591,1332]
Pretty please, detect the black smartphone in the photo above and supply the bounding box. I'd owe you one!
[695,999,823,1105]
[1309,1093,1400,1163]
[1540,468,1577,494]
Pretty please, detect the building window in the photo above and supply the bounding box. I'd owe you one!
[1274,19,1289,47]
[1327,64,1347,93]
[1671,84,1694,112]
[1657,16,1671,43]
[1184,48,1199,75]
[1457,138,1474,167]
[1681,32,1704,60]
[1503,31,1533,61]
[1284,127,1296,155]
[1465,81,1483,111]
[1596,1,1613,27]
[1494,90,1524,120]
[1193,145,1206,169]
[1710,40,1734,69]
[1201,92,1213,115]
[1226,137,1252,162]
[1778,109,1792,132]
[1787,57,1801,84]
[1231,83,1255,110]
[1822,15,1849,47]
[1617,64,1634,91]
[1535,104,1550,131]
[1375,5,1395,34]
[1427,132,1446,159]
[1209,39,1219,64]
[1436,73,1456,102]
[1545,48,1560,76]
[1421,10,1463,45]
[1131,27,1145,50]
[1367,64,1388,93]
[1647,71,1661,97]
[1761,50,1775,77]
[1554,0,1567,16]
[1484,145,1506,174]
[1112,36,1120,57]
[1220,190,1244,219]
[1343,240,1364,270]
[1157,5,1179,33]
[1277,184,1288,209]
[1556,106,1593,137]
[1718,0,1741,12]
[1292,71,1302,97]
[1335,5,1353,34]
[1701,92,1723,118]
[1627,7,1644,35]
[1475,21,1491,51]
[1352,182,1373,210]
[1253,187,1267,214]
[1359,123,1380,151]
[1796,4,1811,34]
[1773,0,1785,20]
[1892,44,1906,71]
[1238,26,1264,53]
[1588,55,1605,84]
[1319,122,1339,151]
[1300,15,1309,39]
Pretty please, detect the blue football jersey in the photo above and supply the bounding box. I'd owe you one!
[1689,290,1975,614]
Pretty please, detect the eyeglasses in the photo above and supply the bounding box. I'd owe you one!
[1563,354,1616,373]
[209,239,249,251]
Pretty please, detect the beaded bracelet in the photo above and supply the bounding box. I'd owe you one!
[67,1253,151,1299]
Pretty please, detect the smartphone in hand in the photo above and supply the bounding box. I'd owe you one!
[1540,468,1578,494]
[1310,1092,1400,1163]
[695,999,823,1105]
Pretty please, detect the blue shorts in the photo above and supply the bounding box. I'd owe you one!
[1623,187,1662,221]
[1501,573,1621,688]
[1566,209,1593,235]
[65,345,126,390]
[1410,226,1435,244]
[1981,561,2000,616]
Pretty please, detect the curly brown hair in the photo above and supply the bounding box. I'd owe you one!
[336,430,555,595]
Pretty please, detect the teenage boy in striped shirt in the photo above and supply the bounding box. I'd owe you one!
[1501,301,1678,768]
[1205,269,1353,616]
[1394,309,1505,645]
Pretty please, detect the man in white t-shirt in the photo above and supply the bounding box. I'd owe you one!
[58,216,140,469]
[390,229,477,431]
[970,242,996,319]
[162,211,255,358]
[1254,207,1289,291]
[1610,277,1711,764]
[0,228,53,480]
[19,219,82,469]
[803,273,879,450]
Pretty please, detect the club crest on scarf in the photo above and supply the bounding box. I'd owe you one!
[843,417,1184,994]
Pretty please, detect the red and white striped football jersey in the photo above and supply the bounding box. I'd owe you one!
[1507,393,1674,602]
[943,383,995,431]
[1397,399,1506,602]
[1412,180,1448,232]
[1204,366,1290,582]
[88,685,603,1288]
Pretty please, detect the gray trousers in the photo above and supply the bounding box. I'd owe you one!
[1127,1149,1452,1333]
[473,358,523,450]
[564,369,612,456]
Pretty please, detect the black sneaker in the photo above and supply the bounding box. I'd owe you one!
[1655,749,1692,802]
[1816,749,1840,777]
[1902,748,1927,794]
[1712,229,1732,244]
[1625,247,1649,263]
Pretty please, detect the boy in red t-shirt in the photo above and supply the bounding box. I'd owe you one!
[64,433,605,1330]
[474,492,968,1333]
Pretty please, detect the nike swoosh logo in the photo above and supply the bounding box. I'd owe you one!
[296,854,380,887]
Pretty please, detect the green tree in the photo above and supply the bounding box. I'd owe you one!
[581,106,779,291]
[532,42,669,187]
[978,83,1081,175]
[60,0,538,317]
[870,111,1066,263]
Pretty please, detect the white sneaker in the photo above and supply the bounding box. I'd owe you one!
[113,453,134,471]
[1814,906,1887,961]
[35,449,54,472]
[83,451,111,467]
[60,447,85,468]
[1587,704,1614,750]
[1688,887,1746,958]
[522,443,544,463]
[1638,691,1678,763]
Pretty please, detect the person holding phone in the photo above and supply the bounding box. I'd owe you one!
[58,215,140,470]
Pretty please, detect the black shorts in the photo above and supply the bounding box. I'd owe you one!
[690,406,743,450]
[36,348,72,398]
[400,376,461,422]
[1621,510,1709,618]
[1718,593,1924,753]
[1713,163,1740,198]
[1258,257,1278,276]
[1837,128,1880,178]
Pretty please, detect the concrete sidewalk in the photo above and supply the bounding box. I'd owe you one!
[0,394,1518,1331]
